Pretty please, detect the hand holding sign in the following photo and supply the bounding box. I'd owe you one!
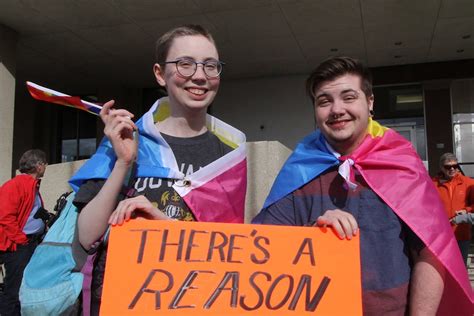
[109,195,172,225]
[316,209,358,240]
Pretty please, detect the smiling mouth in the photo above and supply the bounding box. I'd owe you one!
[328,119,350,128]
[186,87,207,96]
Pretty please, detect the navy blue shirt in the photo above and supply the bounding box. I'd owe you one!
[254,167,424,315]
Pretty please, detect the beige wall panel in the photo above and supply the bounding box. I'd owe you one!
[0,65,15,183]
[244,141,291,223]
[0,30,16,183]
[39,160,86,211]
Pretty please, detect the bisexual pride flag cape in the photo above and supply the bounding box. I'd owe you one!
[255,119,473,315]
[70,97,247,223]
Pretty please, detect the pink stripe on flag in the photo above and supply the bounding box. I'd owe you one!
[183,159,247,223]
[353,129,473,314]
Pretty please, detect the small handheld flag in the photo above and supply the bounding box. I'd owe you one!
[26,81,102,116]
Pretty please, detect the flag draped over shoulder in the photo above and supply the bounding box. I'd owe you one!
[69,97,247,223]
[257,119,473,315]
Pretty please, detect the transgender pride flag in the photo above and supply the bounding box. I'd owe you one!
[70,97,247,223]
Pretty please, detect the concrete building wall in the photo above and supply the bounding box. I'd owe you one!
[39,159,86,212]
[244,141,291,222]
[0,25,17,183]
[213,75,314,150]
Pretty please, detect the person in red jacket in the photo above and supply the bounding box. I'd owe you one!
[0,149,48,316]
[432,152,474,266]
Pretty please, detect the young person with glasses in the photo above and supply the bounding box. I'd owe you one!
[69,25,246,315]
[432,152,474,266]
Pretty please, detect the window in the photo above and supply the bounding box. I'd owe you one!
[58,96,98,162]
[453,114,474,177]
[452,79,474,177]
[374,85,426,162]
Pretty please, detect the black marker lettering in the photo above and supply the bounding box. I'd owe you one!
[185,230,208,262]
[130,229,161,263]
[239,271,270,311]
[204,271,240,309]
[265,274,294,310]
[169,270,215,309]
[128,269,173,310]
[227,234,246,263]
[292,238,315,266]
[288,275,331,311]
[250,230,270,264]
[159,229,186,262]
[206,231,228,262]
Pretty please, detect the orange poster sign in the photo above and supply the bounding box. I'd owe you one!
[100,220,361,315]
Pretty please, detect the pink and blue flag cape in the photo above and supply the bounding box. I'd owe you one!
[69,97,247,223]
[257,119,473,315]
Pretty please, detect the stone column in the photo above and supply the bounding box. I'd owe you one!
[0,24,18,183]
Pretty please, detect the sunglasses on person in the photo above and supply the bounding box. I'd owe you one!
[443,164,459,170]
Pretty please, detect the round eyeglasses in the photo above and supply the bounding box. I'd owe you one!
[161,58,225,78]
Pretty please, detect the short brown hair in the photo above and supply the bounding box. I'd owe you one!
[306,56,373,104]
[155,25,216,63]
[19,149,47,174]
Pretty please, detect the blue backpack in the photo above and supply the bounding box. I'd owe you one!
[20,192,83,315]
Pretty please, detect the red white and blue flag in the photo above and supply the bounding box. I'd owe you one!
[26,81,102,115]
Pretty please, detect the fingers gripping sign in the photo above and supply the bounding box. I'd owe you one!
[100,100,138,165]
[108,195,172,226]
[315,209,358,240]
